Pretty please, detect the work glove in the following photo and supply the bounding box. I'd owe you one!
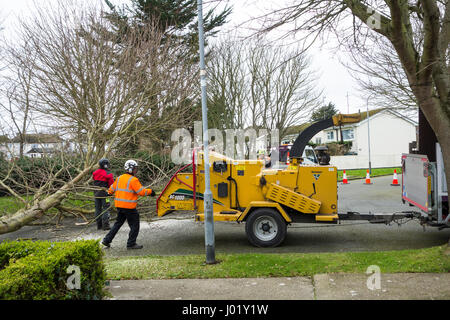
[150,190,156,197]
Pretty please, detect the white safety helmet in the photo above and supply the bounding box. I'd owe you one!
[124,159,138,174]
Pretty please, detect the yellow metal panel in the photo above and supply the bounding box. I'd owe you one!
[295,166,338,214]
[332,113,361,126]
[427,176,431,195]
[196,212,242,222]
[195,152,266,213]
[264,183,321,214]
[261,169,298,190]
[237,201,292,222]
[228,160,266,206]
[315,214,338,222]
[157,173,197,217]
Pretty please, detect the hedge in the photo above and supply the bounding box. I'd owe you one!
[0,240,106,300]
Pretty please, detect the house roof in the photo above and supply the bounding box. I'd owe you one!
[283,123,312,136]
[11,133,63,144]
[357,108,418,126]
[27,147,56,154]
[357,108,386,121]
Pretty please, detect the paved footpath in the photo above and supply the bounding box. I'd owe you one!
[106,273,450,300]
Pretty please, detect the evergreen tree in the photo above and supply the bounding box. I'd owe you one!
[310,102,339,122]
[104,0,231,52]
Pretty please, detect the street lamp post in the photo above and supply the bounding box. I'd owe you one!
[197,0,216,264]
[366,95,373,175]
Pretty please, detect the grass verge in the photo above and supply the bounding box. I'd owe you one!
[0,196,30,216]
[337,167,402,181]
[0,192,94,218]
[105,245,449,280]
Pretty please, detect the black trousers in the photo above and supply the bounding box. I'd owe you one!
[103,208,140,247]
[94,193,110,228]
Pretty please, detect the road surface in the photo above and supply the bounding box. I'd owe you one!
[1,175,449,257]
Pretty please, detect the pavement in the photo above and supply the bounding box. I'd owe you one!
[106,273,450,300]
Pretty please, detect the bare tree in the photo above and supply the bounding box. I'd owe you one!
[0,61,34,158]
[342,36,418,114]
[207,38,248,130]
[0,1,198,234]
[208,37,323,138]
[253,0,450,198]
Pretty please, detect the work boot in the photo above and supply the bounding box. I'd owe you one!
[127,244,143,250]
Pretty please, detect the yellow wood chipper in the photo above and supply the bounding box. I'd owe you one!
[156,113,416,247]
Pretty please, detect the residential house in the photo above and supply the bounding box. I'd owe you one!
[0,133,65,159]
[26,147,57,158]
[283,108,417,169]
[0,135,9,159]
[282,123,310,145]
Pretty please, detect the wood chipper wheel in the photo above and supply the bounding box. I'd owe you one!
[245,208,287,247]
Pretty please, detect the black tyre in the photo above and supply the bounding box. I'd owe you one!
[245,208,287,247]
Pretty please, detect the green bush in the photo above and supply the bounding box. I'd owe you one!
[0,240,106,300]
[324,141,352,156]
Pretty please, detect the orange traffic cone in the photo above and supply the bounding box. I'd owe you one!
[364,169,373,185]
[391,169,400,186]
[342,170,349,184]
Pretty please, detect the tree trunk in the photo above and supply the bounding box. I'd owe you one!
[418,109,438,161]
[413,86,450,201]
[19,140,24,158]
[0,166,94,234]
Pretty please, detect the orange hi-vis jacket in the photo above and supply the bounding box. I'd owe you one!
[108,173,153,209]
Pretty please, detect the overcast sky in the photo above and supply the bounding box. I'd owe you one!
[0,0,368,118]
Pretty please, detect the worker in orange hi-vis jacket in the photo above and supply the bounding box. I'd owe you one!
[102,160,155,250]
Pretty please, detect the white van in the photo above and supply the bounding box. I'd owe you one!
[267,144,318,168]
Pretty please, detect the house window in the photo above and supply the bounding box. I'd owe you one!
[327,131,334,141]
[342,129,354,140]
[315,137,321,144]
